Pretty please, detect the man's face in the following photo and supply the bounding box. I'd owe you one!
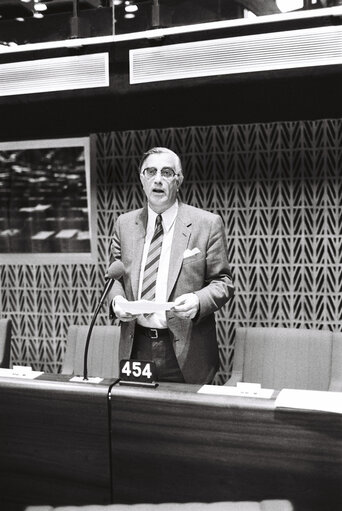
[140,153,183,213]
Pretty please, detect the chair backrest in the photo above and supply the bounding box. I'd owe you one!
[230,327,335,391]
[62,325,120,379]
[330,332,342,391]
[0,318,11,368]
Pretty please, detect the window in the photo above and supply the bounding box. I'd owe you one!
[0,137,96,264]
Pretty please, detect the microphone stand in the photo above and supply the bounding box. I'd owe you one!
[83,278,114,381]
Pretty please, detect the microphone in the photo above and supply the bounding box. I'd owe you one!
[83,260,124,381]
[98,260,125,306]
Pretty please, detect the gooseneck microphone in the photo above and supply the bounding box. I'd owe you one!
[83,260,124,381]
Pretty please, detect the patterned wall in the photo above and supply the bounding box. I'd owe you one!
[1,119,341,382]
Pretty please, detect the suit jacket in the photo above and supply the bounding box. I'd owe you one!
[108,202,234,384]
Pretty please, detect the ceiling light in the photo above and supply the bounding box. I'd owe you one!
[34,2,47,11]
[20,0,31,3]
[124,13,135,19]
[125,4,138,13]
[276,0,303,12]
[33,12,44,18]
[16,18,25,22]
[113,0,123,5]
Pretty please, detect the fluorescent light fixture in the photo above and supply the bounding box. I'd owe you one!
[33,12,44,18]
[130,25,342,84]
[276,0,303,12]
[124,13,135,19]
[0,53,109,97]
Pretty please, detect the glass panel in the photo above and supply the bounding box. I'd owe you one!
[0,1,340,47]
[113,0,341,36]
[0,138,97,264]
[0,0,113,46]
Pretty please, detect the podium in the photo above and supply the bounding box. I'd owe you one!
[0,375,341,511]
[0,374,114,511]
[109,383,342,511]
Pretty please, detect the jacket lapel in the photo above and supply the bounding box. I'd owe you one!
[131,207,147,300]
[167,203,192,300]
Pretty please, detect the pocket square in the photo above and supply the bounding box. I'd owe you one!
[183,247,201,259]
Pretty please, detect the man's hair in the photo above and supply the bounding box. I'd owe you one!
[139,147,183,176]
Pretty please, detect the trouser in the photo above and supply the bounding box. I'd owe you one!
[131,325,185,383]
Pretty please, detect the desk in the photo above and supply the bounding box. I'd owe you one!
[0,374,115,511]
[109,383,342,511]
[0,377,341,511]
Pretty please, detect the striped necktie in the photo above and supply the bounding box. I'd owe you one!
[141,214,164,301]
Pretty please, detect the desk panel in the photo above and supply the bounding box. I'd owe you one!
[110,383,342,511]
[0,375,113,511]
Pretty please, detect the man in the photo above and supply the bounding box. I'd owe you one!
[109,147,234,384]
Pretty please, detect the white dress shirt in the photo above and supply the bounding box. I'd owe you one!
[137,200,178,328]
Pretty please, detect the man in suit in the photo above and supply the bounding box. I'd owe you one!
[109,147,234,384]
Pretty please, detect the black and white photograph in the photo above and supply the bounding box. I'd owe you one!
[0,2,341,511]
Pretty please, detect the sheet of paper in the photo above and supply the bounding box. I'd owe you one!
[70,376,103,384]
[31,231,55,240]
[123,300,175,314]
[55,229,78,239]
[0,368,44,379]
[275,388,342,414]
[198,384,274,399]
[20,204,51,213]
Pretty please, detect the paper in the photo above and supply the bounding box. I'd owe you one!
[70,376,103,384]
[55,229,78,239]
[31,231,55,240]
[19,204,51,213]
[198,384,274,399]
[275,388,342,414]
[122,300,175,314]
[0,367,44,379]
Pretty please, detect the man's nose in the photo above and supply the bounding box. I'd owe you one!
[153,170,163,182]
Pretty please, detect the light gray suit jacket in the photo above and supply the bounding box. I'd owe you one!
[109,202,234,384]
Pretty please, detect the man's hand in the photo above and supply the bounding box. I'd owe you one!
[172,293,199,320]
[113,296,139,322]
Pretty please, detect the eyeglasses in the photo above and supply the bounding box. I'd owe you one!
[142,167,177,179]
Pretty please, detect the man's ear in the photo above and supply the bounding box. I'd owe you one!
[177,174,184,188]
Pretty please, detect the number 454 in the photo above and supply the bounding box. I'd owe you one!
[121,361,153,379]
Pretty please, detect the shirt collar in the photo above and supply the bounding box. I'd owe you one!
[147,200,178,233]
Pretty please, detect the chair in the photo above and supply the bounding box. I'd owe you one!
[0,318,11,368]
[25,500,293,511]
[226,327,342,391]
[62,324,120,379]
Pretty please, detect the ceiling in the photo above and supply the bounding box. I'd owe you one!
[0,0,106,20]
[0,1,335,22]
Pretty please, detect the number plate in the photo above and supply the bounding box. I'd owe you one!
[119,359,157,386]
